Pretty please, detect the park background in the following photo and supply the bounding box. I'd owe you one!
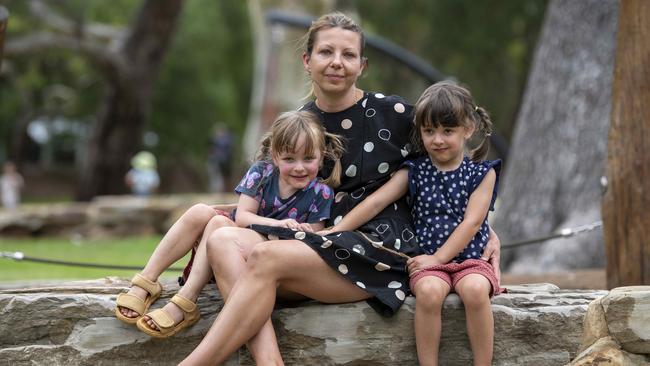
[0,0,645,291]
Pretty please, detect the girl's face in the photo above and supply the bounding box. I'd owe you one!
[420,123,474,171]
[273,133,322,196]
[302,27,365,97]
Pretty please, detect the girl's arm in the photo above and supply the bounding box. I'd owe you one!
[323,169,409,233]
[407,168,496,274]
[234,194,311,231]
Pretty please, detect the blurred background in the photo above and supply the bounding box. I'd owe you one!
[0,0,619,287]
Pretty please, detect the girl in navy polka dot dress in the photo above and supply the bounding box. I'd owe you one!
[328,81,501,365]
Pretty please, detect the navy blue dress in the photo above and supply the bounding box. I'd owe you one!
[403,156,501,261]
[251,92,420,316]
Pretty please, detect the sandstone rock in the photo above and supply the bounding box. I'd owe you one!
[602,286,650,355]
[578,296,609,354]
[568,336,650,366]
[0,279,606,365]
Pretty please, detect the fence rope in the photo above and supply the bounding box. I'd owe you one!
[0,221,603,270]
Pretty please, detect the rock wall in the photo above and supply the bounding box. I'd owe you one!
[0,279,608,365]
[0,194,237,238]
[569,286,650,365]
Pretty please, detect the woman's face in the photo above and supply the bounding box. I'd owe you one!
[303,27,365,97]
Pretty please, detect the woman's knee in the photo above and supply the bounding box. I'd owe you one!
[183,203,217,226]
[206,227,240,259]
[205,214,233,232]
[414,277,449,312]
[246,242,284,274]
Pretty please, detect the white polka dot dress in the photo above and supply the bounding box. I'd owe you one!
[252,92,420,316]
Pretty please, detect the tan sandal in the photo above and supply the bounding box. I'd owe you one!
[136,294,200,338]
[114,273,163,324]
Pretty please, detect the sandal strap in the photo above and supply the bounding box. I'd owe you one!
[131,273,162,296]
[146,308,176,330]
[170,294,197,314]
[115,293,146,315]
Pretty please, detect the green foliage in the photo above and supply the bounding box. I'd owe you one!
[0,236,188,281]
[150,0,252,174]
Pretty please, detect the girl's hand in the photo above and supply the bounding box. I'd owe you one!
[296,223,314,233]
[406,254,445,276]
[275,218,301,230]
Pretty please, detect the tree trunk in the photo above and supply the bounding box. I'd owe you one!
[492,0,618,273]
[75,0,183,200]
[602,0,650,288]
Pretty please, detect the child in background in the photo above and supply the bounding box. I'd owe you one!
[325,81,500,366]
[115,110,344,338]
[1,161,25,209]
[125,151,160,197]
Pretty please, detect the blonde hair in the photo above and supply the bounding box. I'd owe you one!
[255,110,345,188]
[412,81,493,162]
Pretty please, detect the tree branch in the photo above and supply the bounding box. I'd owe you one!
[5,31,126,80]
[29,0,126,44]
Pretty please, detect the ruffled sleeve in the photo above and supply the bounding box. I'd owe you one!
[469,159,501,211]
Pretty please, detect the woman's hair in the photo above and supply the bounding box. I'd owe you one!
[412,81,493,162]
[255,110,345,188]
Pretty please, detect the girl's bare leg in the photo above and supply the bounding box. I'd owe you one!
[142,214,235,329]
[208,227,284,365]
[118,204,217,318]
[180,239,371,365]
[412,276,451,366]
[455,274,493,366]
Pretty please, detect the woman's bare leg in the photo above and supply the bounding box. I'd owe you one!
[118,204,217,319]
[142,214,235,329]
[412,276,451,366]
[180,239,371,365]
[455,274,493,366]
[208,227,284,365]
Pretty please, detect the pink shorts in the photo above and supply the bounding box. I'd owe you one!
[409,259,502,297]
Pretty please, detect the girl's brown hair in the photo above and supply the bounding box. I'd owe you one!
[255,110,344,188]
[412,81,493,162]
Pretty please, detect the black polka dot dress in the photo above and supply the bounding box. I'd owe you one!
[251,92,420,316]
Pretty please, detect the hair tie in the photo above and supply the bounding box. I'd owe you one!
[485,132,492,137]
[474,106,479,112]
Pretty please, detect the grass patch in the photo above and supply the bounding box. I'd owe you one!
[0,236,190,281]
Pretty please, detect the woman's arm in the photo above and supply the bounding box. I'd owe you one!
[324,169,409,233]
[407,169,496,274]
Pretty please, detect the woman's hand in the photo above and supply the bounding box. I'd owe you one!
[481,227,501,284]
[406,254,445,276]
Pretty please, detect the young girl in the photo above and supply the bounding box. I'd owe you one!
[325,81,501,366]
[116,110,344,338]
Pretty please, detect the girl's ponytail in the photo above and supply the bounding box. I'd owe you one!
[321,131,345,188]
[254,131,273,163]
[470,106,493,162]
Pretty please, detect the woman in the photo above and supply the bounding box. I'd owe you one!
[181,12,501,365]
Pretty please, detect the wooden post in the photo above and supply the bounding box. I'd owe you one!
[602,0,650,288]
[0,6,8,63]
